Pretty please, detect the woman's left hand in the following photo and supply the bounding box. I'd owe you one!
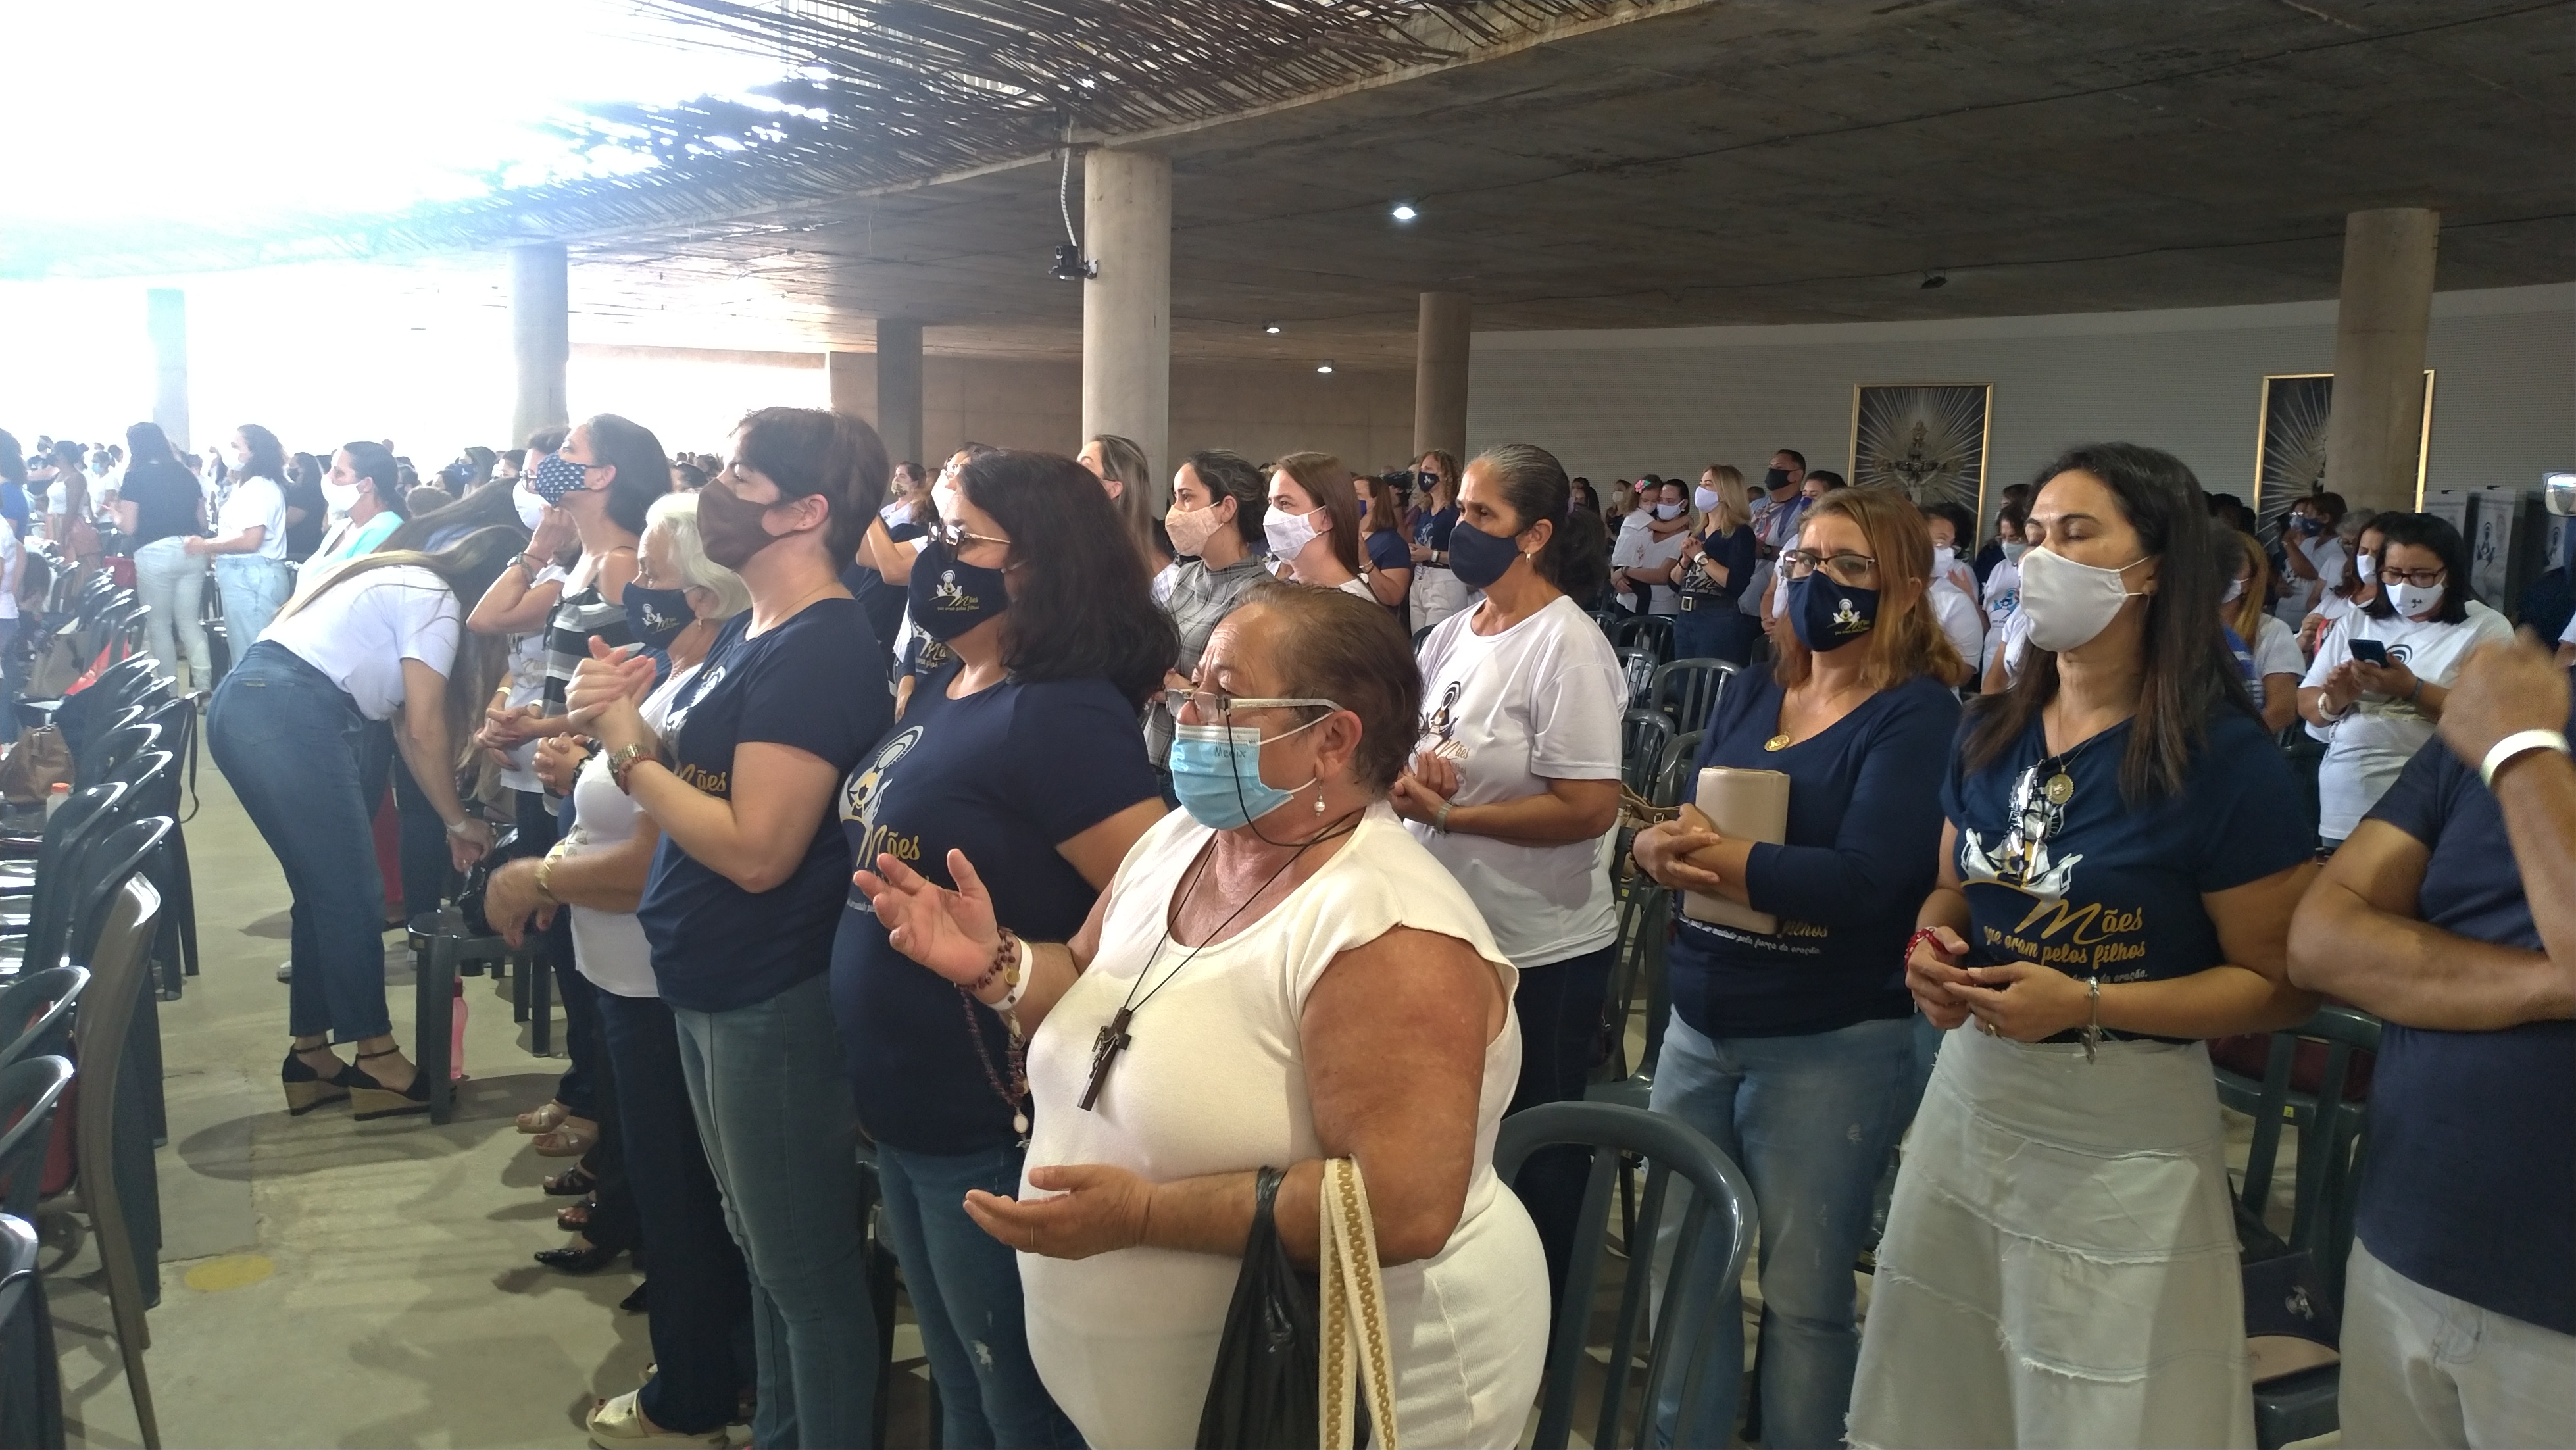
[447,816,495,874]
[566,638,655,741]
[964,1164,1153,1260]
[1957,960,2090,1041]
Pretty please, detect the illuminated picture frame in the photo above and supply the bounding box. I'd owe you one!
[2252,369,2437,520]
[1848,382,1994,523]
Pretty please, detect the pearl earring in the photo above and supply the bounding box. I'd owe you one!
[1313,792,1327,816]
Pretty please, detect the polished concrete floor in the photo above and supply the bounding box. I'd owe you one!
[43,756,930,1448]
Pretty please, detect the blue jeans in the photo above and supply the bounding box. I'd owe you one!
[672,974,877,1450]
[1648,1012,1915,1449]
[599,991,752,1436]
[132,536,211,691]
[1671,602,1756,667]
[213,554,292,654]
[207,641,390,1040]
[877,1141,1083,1449]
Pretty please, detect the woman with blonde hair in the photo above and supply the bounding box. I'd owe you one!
[1629,486,1968,1444]
[1673,464,1760,665]
[1406,449,1471,632]
[1079,432,1171,574]
[2221,530,2303,734]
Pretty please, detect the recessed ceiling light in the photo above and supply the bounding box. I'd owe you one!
[1264,322,1283,335]
[1390,203,1418,222]
[1316,361,1335,374]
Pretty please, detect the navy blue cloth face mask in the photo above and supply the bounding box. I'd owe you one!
[1787,571,1879,652]
[623,584,694,651]
[908,537,1012,640]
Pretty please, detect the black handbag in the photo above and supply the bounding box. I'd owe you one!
[2233,1199,2341,1384]
[1195,1166,1319,1450]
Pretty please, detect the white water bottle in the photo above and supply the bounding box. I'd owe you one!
[43,782,69,821]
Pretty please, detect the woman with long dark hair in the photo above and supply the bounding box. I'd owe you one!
[191,424,293,643]
[0,430,30,542]
[117,422,212,691]
[301,441,411,582]
[282,451,328,562]
[43,439,102,576]
[1856,443,2317,1447]
[1145,449,1271,772]
[1389,441,1620,1313]
[208,528,517,1119]
[833,449,1171,1445]
[567,406,895,1449]
[1356,471,1414,626]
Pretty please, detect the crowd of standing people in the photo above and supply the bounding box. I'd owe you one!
[5,404,2563,1449]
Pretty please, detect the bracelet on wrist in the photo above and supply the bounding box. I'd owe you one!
[1902,927,1945,968]
[443,816,482,839]
[606,742,649,793]
[2480,728,2570,788]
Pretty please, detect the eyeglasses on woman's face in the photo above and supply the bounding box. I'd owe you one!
[1780,549,1879,588]
[2379,565,2448,589]
[1162,688,1337,726]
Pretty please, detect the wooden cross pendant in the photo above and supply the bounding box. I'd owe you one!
[1079,1008,1134,1111]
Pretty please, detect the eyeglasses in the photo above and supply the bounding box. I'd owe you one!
[924,517,1011,551]
[1160,689,1338,721]
[1780,549,1879,587]
[2379,566,2447,588]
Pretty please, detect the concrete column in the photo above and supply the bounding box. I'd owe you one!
[146,288,189,451]
[2323,208,2440,514]
[874,320,925,468]
[510,243,571,445]
[1081,149,1170,483]
[1413,291,1472,463]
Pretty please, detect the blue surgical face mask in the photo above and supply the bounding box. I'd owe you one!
[1168,713,1329,830]
[530,451,595,505]
[1787,571,1879,653]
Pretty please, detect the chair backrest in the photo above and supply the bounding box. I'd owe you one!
[75,718,159,786]
[1596,889,1672,1086]
[101,751,176,823]
[68,878,160,1232]
[0,1208,59,1450]
[1650,730,1702,809]
[0,1056,74,1220]
[0,968,89,1074]
[68,818,172,974]
[1496,1101,1756,1450]
[20,780,132,976]
[1608,614,1675,664]
[1647,658,1735,734]
[1619,709,1675,794]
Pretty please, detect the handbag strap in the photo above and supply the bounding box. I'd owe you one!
[1318,1156,1400,1450]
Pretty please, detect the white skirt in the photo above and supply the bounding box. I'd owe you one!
[1848,1028,2254,1449]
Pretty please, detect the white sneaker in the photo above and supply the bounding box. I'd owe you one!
[587,1391,725,1449]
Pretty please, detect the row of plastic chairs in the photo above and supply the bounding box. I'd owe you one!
[0,870,168,1448]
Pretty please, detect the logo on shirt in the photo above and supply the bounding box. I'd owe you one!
[1958,766,2154,976]
[663,663,724,738]
[1416,680,1468,761]
[843,728,925,905]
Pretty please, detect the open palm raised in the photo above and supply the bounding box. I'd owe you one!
[854,847,1003,989]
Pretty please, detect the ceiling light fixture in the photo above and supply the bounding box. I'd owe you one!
[1920,270,1948,289]
[1316,361,1335,374]
[1390,203,1418,222]
[1264,321,1283,334]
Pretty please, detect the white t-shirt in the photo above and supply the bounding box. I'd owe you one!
[216,474,290,560]
[2246,612,2304,711]
[1980,557,2022,670]
[1408,594,1623,968]
[1335,576,1376,602]
[0,518,19,622]
[1928,577,1985,674]
[1615,526,1690,615]
[2273,535,2350,625]
[564,663,697,998]
[1993,609,2034,685]
[2302,599,2513,839]
[262,565,463,720]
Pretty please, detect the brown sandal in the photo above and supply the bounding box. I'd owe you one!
[529,1117,599,1158]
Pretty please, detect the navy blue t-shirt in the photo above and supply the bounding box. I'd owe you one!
[1943,709,2308,998]
[637,596,891,1013]
[0,482,28,539]
[1683,524,1757,601]
[1668,666,1960,1038]
[1412,505,1458,555]
[831,662,1161,1153]
[2352,727,2574,1334]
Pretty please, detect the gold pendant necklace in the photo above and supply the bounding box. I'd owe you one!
[1763,732,1791,752]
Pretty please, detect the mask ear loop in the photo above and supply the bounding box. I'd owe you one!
[1227,705,1356,850]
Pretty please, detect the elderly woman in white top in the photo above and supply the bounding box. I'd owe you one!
[856,582,1547,1449]
[484,493,758,1448]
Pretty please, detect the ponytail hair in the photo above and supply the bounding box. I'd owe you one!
[339,441,412,519]
[1472,442,1609,603]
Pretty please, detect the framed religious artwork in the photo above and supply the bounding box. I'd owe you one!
[1848,382,1994,520]
[2252,369,2436,522]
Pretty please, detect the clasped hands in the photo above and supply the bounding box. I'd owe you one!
[1905,927,2093,1041]
[564,636,658,757]
[1388,747,1460,826]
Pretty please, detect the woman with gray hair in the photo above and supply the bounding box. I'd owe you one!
[484,489,756,1447]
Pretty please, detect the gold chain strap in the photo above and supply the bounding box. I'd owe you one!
[1320,1157,1401,1450]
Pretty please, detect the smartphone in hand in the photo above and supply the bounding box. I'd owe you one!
[2350,639,2390,666]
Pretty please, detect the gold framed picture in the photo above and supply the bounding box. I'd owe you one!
[1848,382,1994,521]
[2252,369,2436,520]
